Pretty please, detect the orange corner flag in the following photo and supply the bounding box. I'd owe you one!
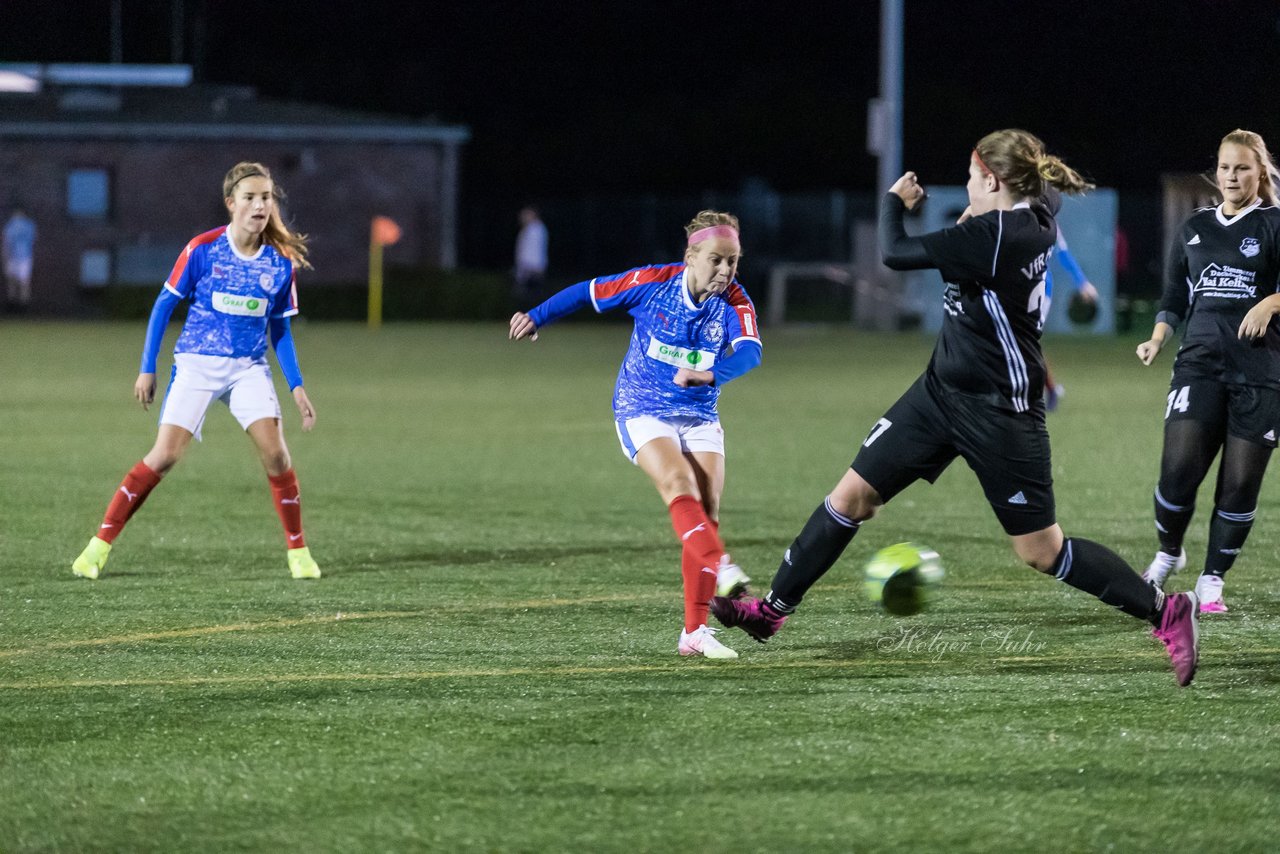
[371,215,402,247]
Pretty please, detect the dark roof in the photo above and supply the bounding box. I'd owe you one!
[0,84,469,143]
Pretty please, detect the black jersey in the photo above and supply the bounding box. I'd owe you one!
[1159,202,1280,388]
[915,202,1056,413]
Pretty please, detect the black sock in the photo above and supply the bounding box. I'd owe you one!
[1052,537,1163,623]
[1203,507,1255,578]
[1154,485,1194,555]
[766,497,861,613]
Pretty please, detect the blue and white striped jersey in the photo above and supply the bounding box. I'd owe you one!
[529,263,761,420]
[166,226,298,360]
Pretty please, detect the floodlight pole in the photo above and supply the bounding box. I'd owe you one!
[876,0,903,200]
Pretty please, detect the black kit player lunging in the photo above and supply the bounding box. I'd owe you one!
[1137,128,1280,614]
[714,129,1201,686]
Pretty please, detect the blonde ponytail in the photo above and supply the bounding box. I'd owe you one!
[1036,154,1093,195]
[975,130,1094,198]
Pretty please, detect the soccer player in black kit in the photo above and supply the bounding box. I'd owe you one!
[714,129,1200,686]
[1137,128,1280,614]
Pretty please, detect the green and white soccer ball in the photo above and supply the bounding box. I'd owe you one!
[864,542,945,616]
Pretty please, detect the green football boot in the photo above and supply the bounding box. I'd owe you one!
[72,536,112,580]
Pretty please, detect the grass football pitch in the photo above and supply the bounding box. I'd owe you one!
[2,320,1278,852]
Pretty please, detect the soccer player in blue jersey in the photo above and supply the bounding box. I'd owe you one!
[509,211,763,659]
[72,162,320,581]
[1042,222,1098,410]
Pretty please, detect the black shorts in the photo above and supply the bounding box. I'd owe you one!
[1164,372,1280,449]
[851,372,1056,536]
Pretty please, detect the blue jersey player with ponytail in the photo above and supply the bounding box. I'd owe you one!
[72,162,321,582]
[509,210,763,659]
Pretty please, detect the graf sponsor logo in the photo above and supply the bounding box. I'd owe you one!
[646,336,717,370]
[212,291,268,316]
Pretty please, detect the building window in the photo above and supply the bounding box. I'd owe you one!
[67,168,111,218]
[80,248,111,287]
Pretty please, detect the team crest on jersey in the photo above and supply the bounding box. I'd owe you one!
[703,320,724,345]
[1240,237,1260,258]
[260,272,274,288]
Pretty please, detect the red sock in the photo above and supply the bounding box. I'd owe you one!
[680,547,708,632]
[268,468,306,549]
[97,461,162,544]
[670,495,725,632]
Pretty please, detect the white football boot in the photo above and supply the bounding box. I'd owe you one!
[1143,549,1186,590]
[1194,574,1228,614]
[678,625,739,659]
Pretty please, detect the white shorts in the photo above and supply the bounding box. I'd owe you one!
[4,257,32,283]
[615,415,724,464]
[159,353,281,441]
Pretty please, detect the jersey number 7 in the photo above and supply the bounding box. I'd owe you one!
[864,418,892,447]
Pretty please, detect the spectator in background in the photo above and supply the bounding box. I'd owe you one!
[3,207,37,312]
[514,206,548,300]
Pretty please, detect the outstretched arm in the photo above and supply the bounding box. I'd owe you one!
[1055,234,1098,303]
[509,281,593,341]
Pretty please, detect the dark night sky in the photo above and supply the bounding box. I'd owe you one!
[4,0,1280,203]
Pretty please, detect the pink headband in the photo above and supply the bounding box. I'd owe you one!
[687,225,740,247]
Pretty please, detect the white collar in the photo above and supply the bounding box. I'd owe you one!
[1216,199,1263,227]
[224,229,265,261]
[681,269,710,311]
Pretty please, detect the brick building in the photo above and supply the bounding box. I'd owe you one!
[0,64,469,314]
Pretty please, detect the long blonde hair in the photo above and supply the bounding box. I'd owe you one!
[1219,129,1280,207]
[222,162,312,270]
[974,130,1094,198]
